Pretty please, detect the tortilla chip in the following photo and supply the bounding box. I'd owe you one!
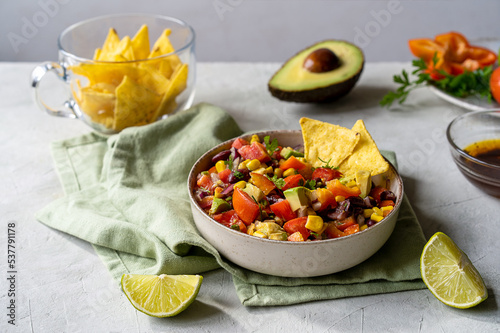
[79,87,115,124]
[97,28,120,61]
[152,63,188,120]
[338,119,390,177]
[113,76,162,131]
[131,24,150,60]
[300,117,360,168]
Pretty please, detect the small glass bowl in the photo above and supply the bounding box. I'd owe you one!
[446,110,500,197]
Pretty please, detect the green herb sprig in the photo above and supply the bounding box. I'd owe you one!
[380,56,494,108]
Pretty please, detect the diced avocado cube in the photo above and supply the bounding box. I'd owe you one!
[268,232,288,241]
[209,197,230,215]
[283,186,311,211]
[355,170,372,198]
[242,183,264,202]
[280,147,304,160]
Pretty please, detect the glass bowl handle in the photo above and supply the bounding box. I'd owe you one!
[31,61,76,118]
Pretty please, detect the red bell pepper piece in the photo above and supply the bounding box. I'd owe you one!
[281,174,306,191]
[250,172,276,195]
[311,167,343,182]
[279,156,308,171]
[334,216,356,231]
[369,186,388,205]
[270,199,297,221]
[212,209,247,233]
[326,179,361,198]
[314,188,337,211]
[380,200,395,207]
[324,223,345,239]
[343,223,360,236]
[232,187,260,225]
[198,195,213,209]
[283,216,310,239]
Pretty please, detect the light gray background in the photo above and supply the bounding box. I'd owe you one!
[2,0,500,63]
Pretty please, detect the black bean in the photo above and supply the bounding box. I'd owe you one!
[212,150,231,164]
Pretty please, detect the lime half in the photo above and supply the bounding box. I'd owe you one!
[420,232,487,309]
[121,274,203,317]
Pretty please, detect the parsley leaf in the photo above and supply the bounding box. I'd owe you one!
[304,179,317,190]
[225,155,234,170]
[380,55,493,107]
[266,174,285,189]
[233,171,244,180]
[264,136,279,155]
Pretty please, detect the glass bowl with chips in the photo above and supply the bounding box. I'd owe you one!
[188,123,404,277]
[31,14,196,134]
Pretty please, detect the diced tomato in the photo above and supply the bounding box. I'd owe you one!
[218,168,232,183]
[197,174,213,192]
[208,166,217,174]
[238,142,271,163]
[334,216,356,231]
[231,137,249,150]
[198,195,213,209]
[232,187,260,225]
[380,200,395,208]
[212,210,247,233]
[326,179,361,198]
[270,200,297,221]
[272,146,283,160]
[283,216,310,240]
[311,167,342,182]
[281,174,306,191]
[315,188,337,211]
[343,224,360,236]
[324,223,345,239]
[250,172,276,195]
[287,231,304,242]
[279,156,308,171]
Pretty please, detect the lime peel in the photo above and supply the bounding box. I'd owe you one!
[420,232,487,309]
[121,274,203,317]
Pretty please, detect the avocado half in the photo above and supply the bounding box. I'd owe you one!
[268,40,364,103]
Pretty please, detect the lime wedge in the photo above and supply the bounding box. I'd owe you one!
[121,274,203,317]
[420,232,488,309]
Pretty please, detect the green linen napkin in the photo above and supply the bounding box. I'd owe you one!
[36,103,426,307]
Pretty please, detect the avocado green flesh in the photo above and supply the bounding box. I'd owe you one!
[268,40,364,102]
[283,186,310,211]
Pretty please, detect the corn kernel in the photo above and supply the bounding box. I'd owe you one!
[265,166,273,174]
[250,134,260,144]
[274,168,283,178]
[269,232,288,241]
[381,206,394,212]
[283,168,296,177]
[246,159,261,171]
[305,215,324,233]
[247,223,255,236]
[370,213,384,222]
[296,157,307,163]
[345,180,357,188]
[373,207,383,216]
[252,167,267,175]
[253,230,267,238]
[214,187,223,198]
[363,209,374,218]
[215,160,226,173]
[279,159,286,167]
[360,224,368,231]
[234,181,247,189]
[335,195,346,202]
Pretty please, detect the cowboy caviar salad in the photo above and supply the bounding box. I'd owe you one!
[193,117,397,242]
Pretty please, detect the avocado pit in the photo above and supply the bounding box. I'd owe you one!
[268,40,364,103]
[303,48,341,73]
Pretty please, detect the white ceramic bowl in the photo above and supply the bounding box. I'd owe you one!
[188,130,403,277]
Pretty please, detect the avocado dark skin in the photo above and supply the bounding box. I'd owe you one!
[268,40,364,103]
